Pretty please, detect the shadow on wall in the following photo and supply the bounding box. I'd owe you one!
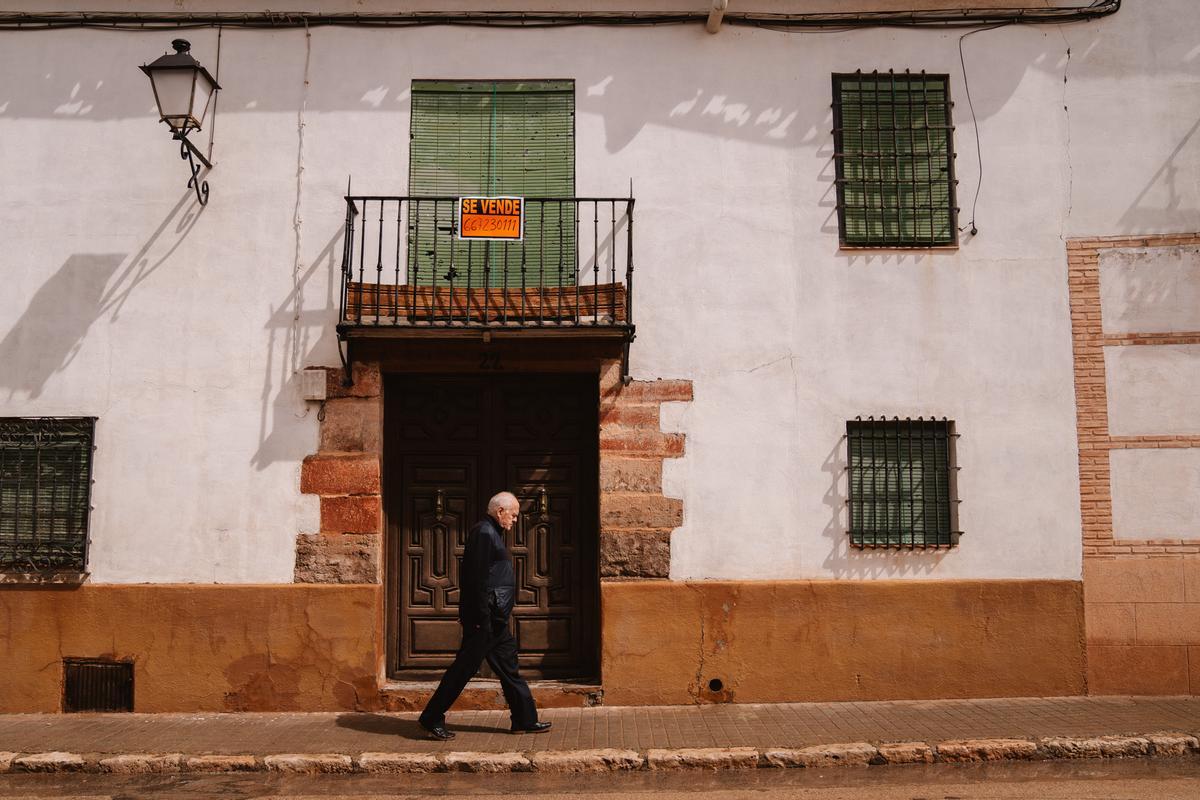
[0,191,204,400]
[818,433,949,579]
[2,26,1073,148]
[251,227,344,469]
[0,254,124,400]
[1117,116,1200,233]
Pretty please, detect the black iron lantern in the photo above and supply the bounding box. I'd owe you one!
[140,39,220,204]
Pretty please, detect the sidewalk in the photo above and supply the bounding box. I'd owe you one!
[0,696,1197,773]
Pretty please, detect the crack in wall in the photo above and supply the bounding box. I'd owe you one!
[688,583,707,703]
[290,20,312,377]
[1058,27,1075,239]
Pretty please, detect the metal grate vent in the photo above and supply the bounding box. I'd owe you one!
[63,659,133,712]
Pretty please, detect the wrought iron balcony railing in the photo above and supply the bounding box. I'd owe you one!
[338,196,634,333]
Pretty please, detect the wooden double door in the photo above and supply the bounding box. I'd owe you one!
[385,374,599,680]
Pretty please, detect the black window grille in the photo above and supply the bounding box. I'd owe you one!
[847,417,959,549]
[832,71,958,247]
[0,418,95,572]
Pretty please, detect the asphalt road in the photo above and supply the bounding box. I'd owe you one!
[1,758,1199,799]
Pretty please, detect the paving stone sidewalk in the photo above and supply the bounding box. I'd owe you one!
[0,696,1196,773]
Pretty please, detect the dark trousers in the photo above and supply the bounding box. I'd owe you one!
[419,590,537,728]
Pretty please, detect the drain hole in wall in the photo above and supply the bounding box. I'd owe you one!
[708,678,724,692]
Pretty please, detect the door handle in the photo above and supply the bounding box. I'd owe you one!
[538,487,548,517]
[435,489,444,518]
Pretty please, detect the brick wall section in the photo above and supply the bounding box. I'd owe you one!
[1067,233,1200,694]
[598,361,692,579]
[1066,233,1200,559]
[295,362,385,584]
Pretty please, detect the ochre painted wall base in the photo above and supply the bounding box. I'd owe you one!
[1,579,1086,712]
[601,580,1087,705]
[0,584,382,713]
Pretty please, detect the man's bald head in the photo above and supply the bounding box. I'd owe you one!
[488,491,518,515]
[487,491,520,531]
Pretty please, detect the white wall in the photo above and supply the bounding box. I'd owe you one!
[1101,246,1200,334]
[2,2,1197,582]
[1111,449,1200,540]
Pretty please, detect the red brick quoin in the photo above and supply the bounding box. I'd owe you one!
[296,363,385,584]
[296,360,693,583]
[598,361,692,579]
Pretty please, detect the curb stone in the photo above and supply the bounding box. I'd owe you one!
[936,738,1040,762]
[0,734,1196,775]
[1147,734,1200,756]
[185,755,263,772]
[646,747,759,770]
[877,742,935,764]
[761,743,878,769]
[529,748,644,772]
[13,752,86,772]
[444,751,532,773]
[263,754,354,773]
[357,752,443,773]
[98,753,183,773]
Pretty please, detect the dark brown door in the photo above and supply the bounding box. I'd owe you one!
[385,374,598,680]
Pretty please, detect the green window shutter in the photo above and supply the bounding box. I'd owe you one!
[834,72,956,247]
[409,80,576,287]
[846,419,956,549]
[0,418,95,572]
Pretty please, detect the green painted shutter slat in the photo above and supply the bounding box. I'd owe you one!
[409,80,576,287]
[835,74,955,246]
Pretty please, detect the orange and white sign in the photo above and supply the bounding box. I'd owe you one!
[457,196,524,241]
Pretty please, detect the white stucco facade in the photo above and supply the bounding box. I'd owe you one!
[2,1,1197,585]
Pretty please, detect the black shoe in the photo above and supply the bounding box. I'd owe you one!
[510,721,552,734]
[419,720,456,741]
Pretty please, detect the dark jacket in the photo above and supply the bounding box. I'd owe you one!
[458,516,515,626]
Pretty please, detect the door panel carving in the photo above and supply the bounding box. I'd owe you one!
[388,375,598,679]
[398,455,476,667]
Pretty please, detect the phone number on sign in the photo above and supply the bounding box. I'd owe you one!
[462,216,520,235]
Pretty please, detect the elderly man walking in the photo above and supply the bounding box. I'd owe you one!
[417,491,551,740]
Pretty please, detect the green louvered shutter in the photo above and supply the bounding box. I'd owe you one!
[409,80,576,287]
[833,72,956,247]
[846,419,956,549]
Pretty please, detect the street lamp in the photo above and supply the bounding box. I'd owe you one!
[140,39,221,205]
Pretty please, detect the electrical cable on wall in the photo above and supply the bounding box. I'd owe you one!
[955,22,1010,238]
[206,25,222,165]
[0,2,1121,31]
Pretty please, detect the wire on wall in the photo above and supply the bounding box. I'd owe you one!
[956,22,1010,237]
[206,25,222,165]
[0,2,1121,31]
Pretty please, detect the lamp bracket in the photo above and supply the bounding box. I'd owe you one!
[174,131,212,205]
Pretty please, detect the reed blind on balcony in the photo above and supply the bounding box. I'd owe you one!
[832,71,957,247]
[409,80,576,287]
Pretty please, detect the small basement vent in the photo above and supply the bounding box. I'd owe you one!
[63,659,133,712]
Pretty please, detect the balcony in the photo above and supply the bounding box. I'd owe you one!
[338,196,634,341]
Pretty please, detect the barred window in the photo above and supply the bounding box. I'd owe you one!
[832,71,957,247]
[0,418,95,572]
[847,417,959,549]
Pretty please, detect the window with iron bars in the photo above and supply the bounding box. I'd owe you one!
[832,71,958,247]
[0,418,95,573]
[846,417,959,549]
